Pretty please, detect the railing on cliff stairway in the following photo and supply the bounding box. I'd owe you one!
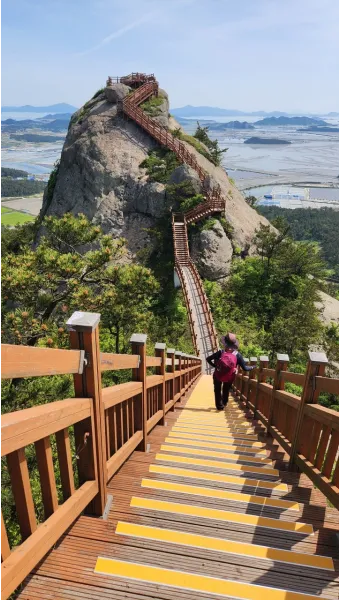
[109,73,221,365]
[1,316,202,599]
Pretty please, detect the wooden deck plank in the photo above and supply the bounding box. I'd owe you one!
[16,376,339,600]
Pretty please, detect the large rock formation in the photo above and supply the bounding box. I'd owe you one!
[41,81,271,269]
[191,220,233,279]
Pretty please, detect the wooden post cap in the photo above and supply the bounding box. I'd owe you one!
[260,355,269,362]
[129,333,147,345]
[277,353,289,362]
[167,348,175,355]
[250,357,257,362]
[308,351,328,364]
[175,351,182,356]
[66,311,101,332]
[155,343,166,350]
[244,358,249,363]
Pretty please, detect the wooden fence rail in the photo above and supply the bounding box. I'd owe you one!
[233,351,339,508]
[1,311,202,599]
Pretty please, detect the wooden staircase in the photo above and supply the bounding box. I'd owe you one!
[110,73,220,361]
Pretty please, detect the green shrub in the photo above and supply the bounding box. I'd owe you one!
[140,149,179,183]
[165,180,198,205]
[219,216,234,238]
[178,132,212,162]
[201,217,218,231]
[193,122,228,166]
[141,96,164,116]
[180,194,204,213]
[92,88,105,99]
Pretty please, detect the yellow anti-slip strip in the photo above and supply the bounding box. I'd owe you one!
[178,416,250,424]
[115,522,333,571]
[178,416,251,424]
[173,425,255,436]
[165,437,267,454]
[130,497,313,535]
[174,422,253,432]
[169,431,260,443]
[141,478,299,511]
[149,464,288,492]
[175,419,253,428]
[156,453,279,477]
[94,557,324,599]
[161,444,273,466]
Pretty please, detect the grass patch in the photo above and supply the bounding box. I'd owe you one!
[201,217,218,231]
[175,131,212,162]
[1,207,35,226]
[141,96,165,117]
[92,88,105,99]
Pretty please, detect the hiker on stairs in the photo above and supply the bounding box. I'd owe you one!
[206,333,256,410]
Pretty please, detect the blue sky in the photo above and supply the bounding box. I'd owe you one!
[2,0,339,112]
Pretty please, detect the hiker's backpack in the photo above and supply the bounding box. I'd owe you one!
[214,350,238,383]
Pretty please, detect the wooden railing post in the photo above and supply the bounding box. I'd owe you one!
[167,348,175,411]
[175,351,183,402]
[254,355,269,419]
[182,354,187,389]
[130,334,147,451]
[1,512,11,562]
[289,351,328,468]
[239,358,249,403]
[67,311,107,516]
[267,353,289,435]
[246,357,257,408]
[155,342,166,425]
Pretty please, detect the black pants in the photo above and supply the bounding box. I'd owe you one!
[213,377,231,410]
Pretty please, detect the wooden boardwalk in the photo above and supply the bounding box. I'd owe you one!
[18,375,339,600]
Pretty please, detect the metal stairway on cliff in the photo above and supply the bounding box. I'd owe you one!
[108,73,220,366]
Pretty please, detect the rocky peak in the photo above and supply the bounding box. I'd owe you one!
[41,79,271,277]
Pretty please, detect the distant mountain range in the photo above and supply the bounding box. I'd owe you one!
[37,113,74,121]
[171,105,338,118]
[254,116,329,126]
[2,118,70,133]
[1,103,77,113]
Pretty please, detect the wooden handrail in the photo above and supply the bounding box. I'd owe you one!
[232,351,339,507]
[1,344,86,379]
[1,311,202,599]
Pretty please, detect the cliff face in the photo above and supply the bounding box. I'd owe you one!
[41,82,271,275]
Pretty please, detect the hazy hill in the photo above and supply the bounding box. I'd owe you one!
[1,103,77,113]
[171,106,294,117]
[254,116,329,126]
[37,113,73,121]
[2,118,70,133]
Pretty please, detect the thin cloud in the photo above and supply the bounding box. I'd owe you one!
[75,12,154,57]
